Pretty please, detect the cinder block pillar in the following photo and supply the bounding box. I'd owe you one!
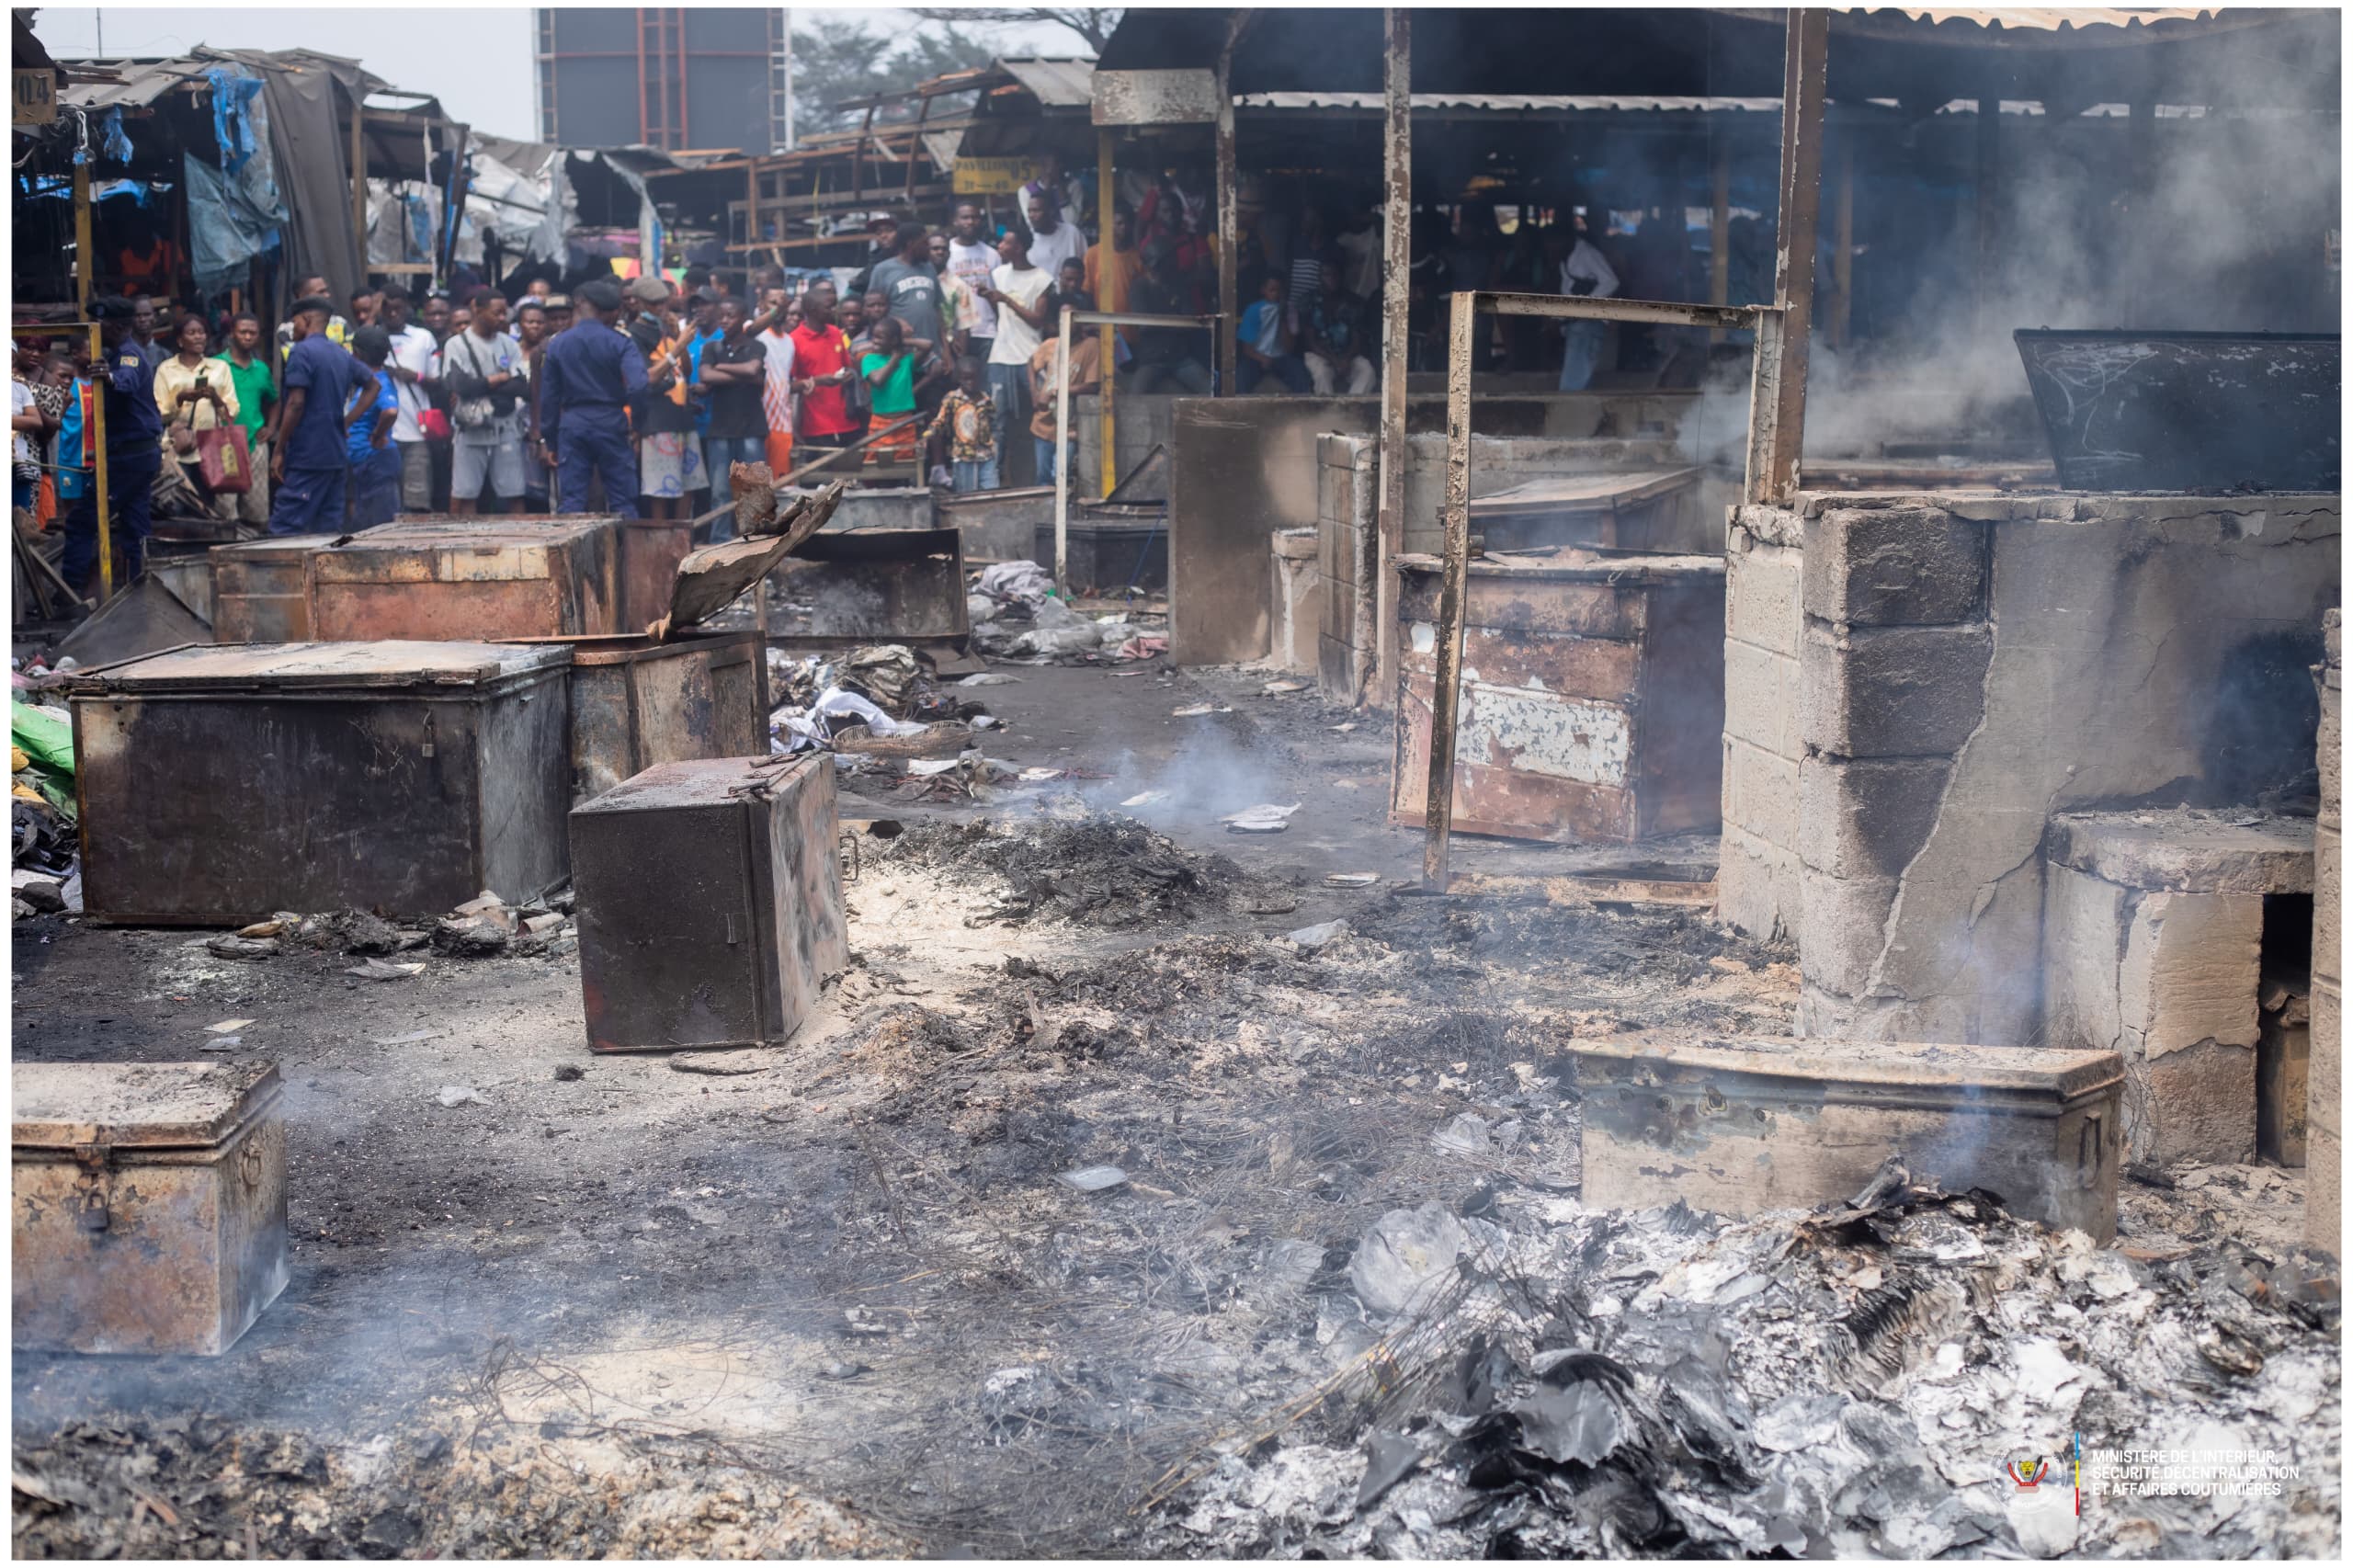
[2311,610,2341,1251]
[1718,506,1807,942]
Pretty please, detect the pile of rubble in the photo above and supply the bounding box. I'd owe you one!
[1157,1165,2342,1560]
[767,643,999,760]
[879,816,1290,927]
[12,683,80,920]
[967,562,1165,664]
[199,890,576,967]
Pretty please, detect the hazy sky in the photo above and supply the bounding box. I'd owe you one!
[30,5,1078,142]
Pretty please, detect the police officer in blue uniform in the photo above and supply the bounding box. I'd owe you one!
[62,295,164,593]
[267,294,370,536]
[537,278,647,517]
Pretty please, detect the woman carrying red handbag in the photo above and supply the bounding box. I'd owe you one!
[152,313,247,522]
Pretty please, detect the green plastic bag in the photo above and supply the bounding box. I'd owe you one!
[10,700,74,778]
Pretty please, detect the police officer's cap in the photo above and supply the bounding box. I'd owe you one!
[577,279,624,313]
[89,294,138,320]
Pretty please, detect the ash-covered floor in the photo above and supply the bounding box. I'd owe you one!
[10,665,2340,1559]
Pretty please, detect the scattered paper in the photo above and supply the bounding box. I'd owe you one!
[199,1036,241,1052]
[348,959,426,982]
[433,1085,484,1108]
[1326,871,1380,887]
[1329,722,1358,733]
[958,673,1022,687]
[1262,678,1310,695]
[1172,703,1233,718]
[1058,1165,1129,1193]
[1121,790,1170,809]
[1222,802,1302,834]
[906,757,963,777]
[1018,766,1066,782]
[207,1018,255,1034]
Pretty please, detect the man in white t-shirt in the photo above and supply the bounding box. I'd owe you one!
[944,202,1001,363]
[378,289,440,510]
[978,228,1053,478]
[1556,229,1620,392]
[753,285,799,475]
[1022,190,1086,284]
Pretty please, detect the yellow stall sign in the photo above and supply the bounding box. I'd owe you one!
[952,156,1038,196]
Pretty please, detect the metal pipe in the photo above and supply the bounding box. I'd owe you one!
[1370,5,1411,708]
[1053,301,1074,597]
[349,94,368,279]
[89,321,110,602]
[1422,289,1477,891]
[73,159,93,310]
[1833,138,1854,349]
[1213,26,1240,395]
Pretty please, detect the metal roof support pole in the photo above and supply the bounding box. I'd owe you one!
[904,93,932,202]
[1367,5,1410,708]
[1708,130,1730,341]
[74,159,94,311]
[1974,91,2000,336]
[1097,127,1117,500]
[1421,288,1478,891]
[1213,35,1239,396]
[1758,5,1826,506]
[1832,138,1854,349]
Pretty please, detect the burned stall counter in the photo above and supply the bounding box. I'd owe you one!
[69,642,573,922]
[570,756,847,1053]
[13,1062,288,1357]
[1571,1034,2125,1241]
[209,534,338,642]
[1392,547,1725,844]
[767,528,972,653]
[303,517,622,642]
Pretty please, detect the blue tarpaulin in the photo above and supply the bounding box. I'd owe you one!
[185,66,287,296]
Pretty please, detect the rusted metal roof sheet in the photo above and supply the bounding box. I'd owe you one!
[997,57,1097,108]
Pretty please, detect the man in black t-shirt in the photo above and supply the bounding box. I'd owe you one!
[694,299,768,540]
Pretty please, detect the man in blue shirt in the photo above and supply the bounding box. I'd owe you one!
[61,295,164,593]
[538,278,647,517]
[343,326,402,528]
[267,295,370,536]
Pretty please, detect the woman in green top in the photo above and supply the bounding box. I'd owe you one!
[859,316,920,469]
[210,312,276,525]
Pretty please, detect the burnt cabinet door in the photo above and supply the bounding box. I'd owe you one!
[574,800,766,1051]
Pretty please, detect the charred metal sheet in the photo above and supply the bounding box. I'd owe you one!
[619,517,696,632]
[767,527,971,645]
[517,631,768,803]
[1467,468,1701,551]
[1396,547,1724,849]
[570,756,848,1053]
[1570,1033,2125,1241]
[13,1061,288,1356]
[306,517,621,642]
[55,574,214,667]
[652,483,845,636]
[68,642,573,922]
[2013,330,2341,492]
[1443,870,1719,908]
[934,484,1055,563]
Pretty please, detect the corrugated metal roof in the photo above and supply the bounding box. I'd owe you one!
[997,57,1096,108]
[1235,92,1786,113]
[1839,7,2222,33]
[56,58,214,111]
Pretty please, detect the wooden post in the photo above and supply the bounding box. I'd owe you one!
[88,322,110,602]
[904,94,932,202]
[73,159,94,309]
[1421,289,1478,891]
[1213,27,1239,394]
[1369,6,1411,706]
[850,104,875,203]
[1832,138,1854,349]
[350,94,369,280]
[1097,127,1116,499]
[1757,6,1827,507]
[1708,130,1730,340]
[746,161,760,255]
[1052,301,1074,596]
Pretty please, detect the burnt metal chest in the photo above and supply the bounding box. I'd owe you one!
[1392,547,1724,844]
[70,641,574,922]
[209,535,336,642]
[305,517,621,642]
[570,756,847,1052]
[13,1061,289,1356]
[1570,1034,2126,1240]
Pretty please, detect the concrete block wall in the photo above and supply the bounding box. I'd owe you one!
[1720,490,2342,1047]
[2313,609,2341,1252]
[1718,505,1806,943]
[1315,435,1379,699]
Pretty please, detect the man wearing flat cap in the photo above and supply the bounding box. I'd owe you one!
[537,277,648,516]
[59,295,165,592]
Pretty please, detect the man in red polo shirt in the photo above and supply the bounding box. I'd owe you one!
[789,279,859,460]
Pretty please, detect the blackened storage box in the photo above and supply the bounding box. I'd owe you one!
[13,1061,289,1355]
[209,535,336,642]
[570,756,847,1052]
[70,641,573,922]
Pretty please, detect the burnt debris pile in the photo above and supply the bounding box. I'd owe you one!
[881,815,1287,927]
[1161,1169,2341,1559]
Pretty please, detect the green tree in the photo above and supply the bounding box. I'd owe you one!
[790,15,997,141]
